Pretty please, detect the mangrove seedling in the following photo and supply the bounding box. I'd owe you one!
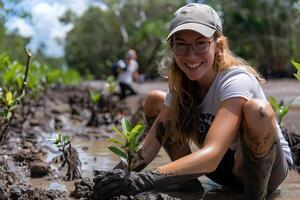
[0,48,31,144]
[86,89,102,126]
[108,117,145,172]
[52,133,82,180]
[268,96,295,126]
[106,75,117,95]
[291,60,300,81]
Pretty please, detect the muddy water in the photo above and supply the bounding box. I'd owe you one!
[29,135,300,199]
[29,79,300,199]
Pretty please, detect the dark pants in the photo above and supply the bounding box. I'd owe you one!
[206,137,289,195]
[119,82,137,100]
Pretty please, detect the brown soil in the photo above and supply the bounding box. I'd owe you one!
[0,79,299,200]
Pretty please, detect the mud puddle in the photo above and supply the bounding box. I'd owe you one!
[29,135,300,199]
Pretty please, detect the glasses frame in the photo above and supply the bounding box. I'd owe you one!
[170,39,216,56]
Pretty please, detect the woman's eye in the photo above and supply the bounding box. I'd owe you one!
[175,43,187,48]
[196,41,206,46]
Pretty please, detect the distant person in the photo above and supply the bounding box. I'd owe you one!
[114,59,137,100]
[125,49,142,83]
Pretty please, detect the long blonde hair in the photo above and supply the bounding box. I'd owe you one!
[157,31,265,145]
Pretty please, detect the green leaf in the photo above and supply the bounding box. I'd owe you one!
[6,91,13,106]
[121,118,132,135]
[8,104,19,112]
[293,73,300,81]
[62,135,71,142]
[108,146,128,160]
[89,89,102,103]
[130,123,145,146]
[112,126,127,142]
[268,96,279,112]
[278,107,289,119]
[291,60,300,70]
[107,138,123,145]
[6,111,12,120]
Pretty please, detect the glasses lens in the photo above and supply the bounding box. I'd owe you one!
[194,42,209,54]
[172,43,188,55]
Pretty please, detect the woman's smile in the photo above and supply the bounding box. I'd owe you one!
[173,30,217,83]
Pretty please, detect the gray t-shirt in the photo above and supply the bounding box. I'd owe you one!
[165,66,293,165]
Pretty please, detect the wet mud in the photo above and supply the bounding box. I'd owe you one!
[0,79,299,200]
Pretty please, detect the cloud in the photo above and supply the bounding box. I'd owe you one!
[6,17,34,37]
[5,0,91,58]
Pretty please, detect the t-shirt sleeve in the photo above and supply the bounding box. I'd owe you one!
[219,72,256,102]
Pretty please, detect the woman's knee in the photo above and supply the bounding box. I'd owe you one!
[242,99,277,135]
[143,90,166,117]
[242,99,277,157]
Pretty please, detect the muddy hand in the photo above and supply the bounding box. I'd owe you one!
[92,169,160,199]
[92,169,203,199]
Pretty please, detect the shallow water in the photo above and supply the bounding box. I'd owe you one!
[29,79,300,199]
[29,137,300,199]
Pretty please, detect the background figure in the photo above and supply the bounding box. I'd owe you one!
[115,59,137,100]
[125,49,141,83]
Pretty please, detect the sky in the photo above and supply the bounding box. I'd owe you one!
[3,0,105,58]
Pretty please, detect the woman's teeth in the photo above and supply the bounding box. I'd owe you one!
[186,62,202,68]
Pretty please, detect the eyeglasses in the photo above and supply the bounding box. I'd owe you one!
[171,40,215,55]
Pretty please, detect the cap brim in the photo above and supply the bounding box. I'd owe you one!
[166,23,216,40]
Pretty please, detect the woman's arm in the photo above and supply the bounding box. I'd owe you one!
[158,97,246,175]
[129,105,173,171]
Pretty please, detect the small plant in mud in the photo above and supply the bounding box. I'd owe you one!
[268,96,295,126]
[269,60,300,126]
[0,90,20,121]
[106,75,117,95]
[269,60,300,172]
[89,89,102,105]
[86,89,103,126]
[108,117,145,172]
[292,60,300,81]
[52,133,82,180]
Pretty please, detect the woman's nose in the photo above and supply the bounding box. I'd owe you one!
[185,45,199,59]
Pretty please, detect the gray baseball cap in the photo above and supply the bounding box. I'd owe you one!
[166,3,222,40]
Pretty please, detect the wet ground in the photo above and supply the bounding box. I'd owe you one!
[25,78,300,199]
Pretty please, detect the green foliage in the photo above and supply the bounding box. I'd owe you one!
[0,53,81,101]
[268,96,294,124]
[42,64,81,87]
[291,60,300,81]
[0,90,19,120]
[108,117,145,171]
[65,0,185,77]
[106,75,117,94]
[208,0,300,77]
[0,53,25,91]
[51,133,71,151]
[88,89,102,104]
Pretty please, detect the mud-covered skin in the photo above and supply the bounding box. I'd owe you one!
[155,122,166,145]
[145,115,156,132]
[239,131,277,200]
[244,131,275,157]
[91,169,204,199]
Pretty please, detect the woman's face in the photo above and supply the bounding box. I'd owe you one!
[172,30,218,82]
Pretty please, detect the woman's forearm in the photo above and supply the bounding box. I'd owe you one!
[158,146,223,175]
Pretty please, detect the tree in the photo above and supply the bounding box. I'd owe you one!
[65,0,186,78]
[209,0,300,78]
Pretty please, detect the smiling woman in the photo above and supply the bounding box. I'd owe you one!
[92,3,293,200]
